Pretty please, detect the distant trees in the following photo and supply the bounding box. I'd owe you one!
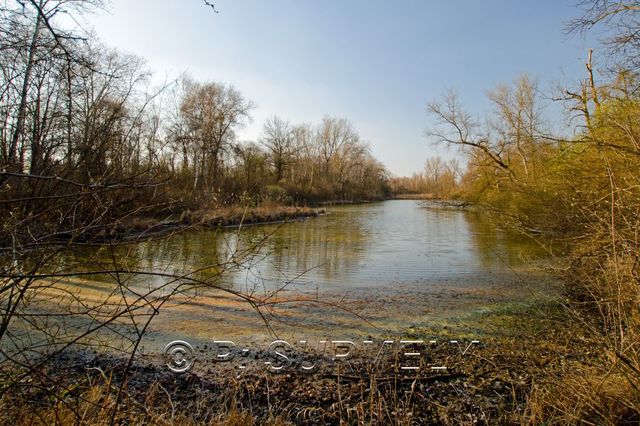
[0,0,394,263]
[389,156,460,198]
[162,87,388,206]
[254,115,388,203]
[424,156,460,196]
[317,116,359,175]
[1,0,389,216]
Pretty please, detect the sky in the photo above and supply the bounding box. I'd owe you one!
[86,0,597,176]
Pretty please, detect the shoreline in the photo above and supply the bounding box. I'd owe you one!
[79,205,329,244]
[4,300,598,424]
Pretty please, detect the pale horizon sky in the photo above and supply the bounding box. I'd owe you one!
[86,1,598,176]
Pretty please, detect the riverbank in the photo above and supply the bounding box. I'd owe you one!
[178,205,326,228]
[392,193,439,200]
[96,199,476,244]
[0,301,605,425]
[102,205,327,243]
[420,199,472,209]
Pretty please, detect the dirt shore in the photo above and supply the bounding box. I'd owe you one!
[0,301,603,425]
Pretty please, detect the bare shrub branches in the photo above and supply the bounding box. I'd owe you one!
[568,0,640,70]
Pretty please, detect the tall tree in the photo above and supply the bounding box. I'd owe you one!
[260,116,295,183]
[178,80,253,197]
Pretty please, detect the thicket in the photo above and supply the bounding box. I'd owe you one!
[426,2,640,421]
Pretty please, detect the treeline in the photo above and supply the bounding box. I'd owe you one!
[426,3,640,421]
[389,156,461,198]
[0,1,389,231]
[169,87,390,206]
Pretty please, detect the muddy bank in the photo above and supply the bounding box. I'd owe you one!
[0,302,600,425]
[420,199,472,209]
[179,206,326,228]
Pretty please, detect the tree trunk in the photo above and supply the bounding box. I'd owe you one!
[8,7,43,173]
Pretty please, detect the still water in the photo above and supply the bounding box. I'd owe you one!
[59,200,556,347]
[119,200,544,288]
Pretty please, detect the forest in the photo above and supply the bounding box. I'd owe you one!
[0,0,389,245]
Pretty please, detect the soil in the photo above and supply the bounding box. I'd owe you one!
[7,301,601,425]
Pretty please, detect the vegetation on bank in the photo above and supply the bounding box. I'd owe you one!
[100,205,325,243]
[421,3,640,422]
[389,156,462,200]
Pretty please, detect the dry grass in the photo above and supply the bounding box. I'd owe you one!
[182,205,323,228]
[522,162,640,424]
[0,373,289,426]
[525,365,640,425]
[0,312,577,426]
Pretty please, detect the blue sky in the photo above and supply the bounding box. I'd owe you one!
[88,1,596,176]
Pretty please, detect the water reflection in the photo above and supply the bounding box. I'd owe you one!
[455,208,548,269]
[59,200,547,293]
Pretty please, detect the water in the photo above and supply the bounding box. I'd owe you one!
[52,200,556,348]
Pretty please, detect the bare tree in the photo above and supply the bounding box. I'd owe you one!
[427,89,512,174]
[260,116,295,183]
[317,116,359,176]
[202,0,219,13]
[177,80,253,198]
[0,0,105,175]
[487,75,544,179]
[568,0,640,70]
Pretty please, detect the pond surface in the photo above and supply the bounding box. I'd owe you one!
[56,200,558,350]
